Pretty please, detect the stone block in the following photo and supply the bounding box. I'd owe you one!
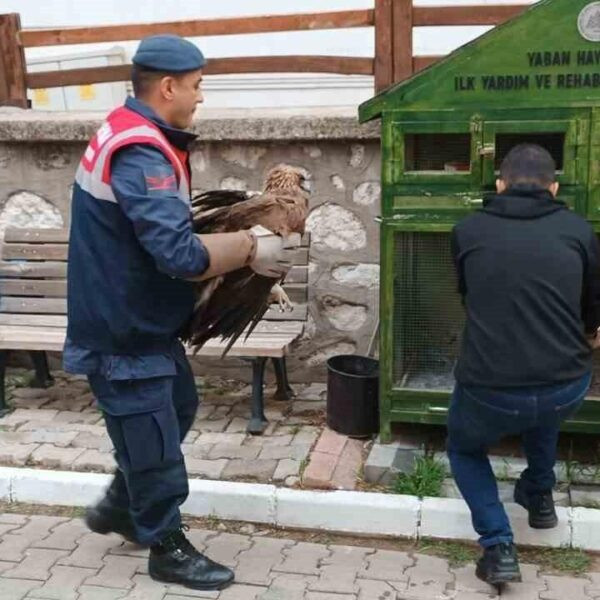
[185,458,228,479]
[222,459,277,480]
[572,507,600,550]
[421,497,571,548]
[570,485,600,508]
[420,497,478,542]
[330,438,363,490]
[275,488,419,537]
[301,452,337,489]
[72,450,116,473]
[508,503,571,547]
[11,468,109,507]
[182,479,276,525]
[273,459,301,482]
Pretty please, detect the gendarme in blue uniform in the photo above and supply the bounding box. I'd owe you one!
[65,36,207,545]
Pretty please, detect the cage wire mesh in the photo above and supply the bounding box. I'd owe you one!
[393,231,465,391]
[404,133,472,172]
[494,132,566,170]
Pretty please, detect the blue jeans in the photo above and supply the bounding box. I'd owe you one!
[447,372,591,548]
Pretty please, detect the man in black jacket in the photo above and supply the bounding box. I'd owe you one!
[449,144,600,586]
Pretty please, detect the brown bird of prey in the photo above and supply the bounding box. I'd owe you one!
[181,164,310,355]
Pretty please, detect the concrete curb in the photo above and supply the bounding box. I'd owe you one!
[0,466,597,550]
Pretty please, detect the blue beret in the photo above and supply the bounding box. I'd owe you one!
[132,34,206,72]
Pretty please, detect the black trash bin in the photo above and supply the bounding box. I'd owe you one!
[326,355,379,438]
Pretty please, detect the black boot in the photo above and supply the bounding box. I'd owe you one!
[514,479,558,529]
[476,543,522,586]
[149,527,235,591]
[85,477,138,544]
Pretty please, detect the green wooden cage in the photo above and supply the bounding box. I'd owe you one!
[359,0,600,442]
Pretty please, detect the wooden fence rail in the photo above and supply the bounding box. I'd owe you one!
[0,1,530,108]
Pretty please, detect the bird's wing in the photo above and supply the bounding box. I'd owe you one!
[211,192,308,235]
[191,189,252,210]
[183,268,278,357]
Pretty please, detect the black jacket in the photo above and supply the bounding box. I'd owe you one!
[452,188,600,388]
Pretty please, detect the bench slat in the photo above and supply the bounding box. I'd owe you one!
[0,297,67,314]
[2,244,68,261]
[4,229,69,243]
[0,279,66,297]
[285,266,307,284]
[0,325,299,357]
[280,283,307,304]
[0,314,305,336]
[0,261,67,278]
[263,304,307,321]
[289,247,308,265]
[0,279,306,302]
[0,314,67,327]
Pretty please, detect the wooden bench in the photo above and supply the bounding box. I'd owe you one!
[0,228,309,434]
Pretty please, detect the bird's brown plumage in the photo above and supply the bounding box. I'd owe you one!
[181,165,309,355]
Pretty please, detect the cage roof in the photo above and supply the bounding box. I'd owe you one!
[359,0,600,122]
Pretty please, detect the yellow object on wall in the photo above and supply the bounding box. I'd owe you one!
[79,84,96,101]
[33,88,50,106]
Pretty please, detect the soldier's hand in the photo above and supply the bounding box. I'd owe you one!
[249,225,300,278]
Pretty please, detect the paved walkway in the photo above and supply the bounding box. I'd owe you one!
[0,372,329,487]
[0,512,598,600]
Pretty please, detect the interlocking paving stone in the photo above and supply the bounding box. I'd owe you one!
[203,532,253,567]
[77,586,129,600]
[29,444,86,469]
[0,577,43,600]
[358,549,413,582]
[234,537,295,585]
[0,513,598,600]
[84,555,146,589]
[32,518,89,550]
[274,542,330,576]
[540,575,590,600]
[309,545,373,594]
[2,548,70,581]
[58,532,123,569]
[27,565,98,600]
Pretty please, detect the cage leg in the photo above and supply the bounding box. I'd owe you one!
[272,357,295,402]
[0,351,8,416]
[380,420,392,444]
[30,351,54,389]
[247,357,268,435]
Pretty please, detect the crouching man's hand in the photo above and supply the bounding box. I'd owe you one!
[588,328,600,350]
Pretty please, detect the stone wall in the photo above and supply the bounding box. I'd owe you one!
[0,107,381,383]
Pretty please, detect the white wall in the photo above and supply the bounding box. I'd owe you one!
[1,0,536,108]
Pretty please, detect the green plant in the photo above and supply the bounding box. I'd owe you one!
[6,372,34,389]
[205,513,220,528]
[533,547,591,575]
[299,458,309,478]
[392,454,446,498]
[418,539,478,568]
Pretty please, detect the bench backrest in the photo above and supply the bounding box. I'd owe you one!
[0,228,309,328]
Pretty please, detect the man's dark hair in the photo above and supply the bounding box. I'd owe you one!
[499,143,556,189]
[131,64,179,98]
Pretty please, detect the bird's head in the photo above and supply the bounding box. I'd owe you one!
[264,164,311,197]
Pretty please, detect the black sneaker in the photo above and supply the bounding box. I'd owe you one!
[514,479,558,529]
[476,543,522,586]
[149,527,234,591]
[85,498,139,544]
